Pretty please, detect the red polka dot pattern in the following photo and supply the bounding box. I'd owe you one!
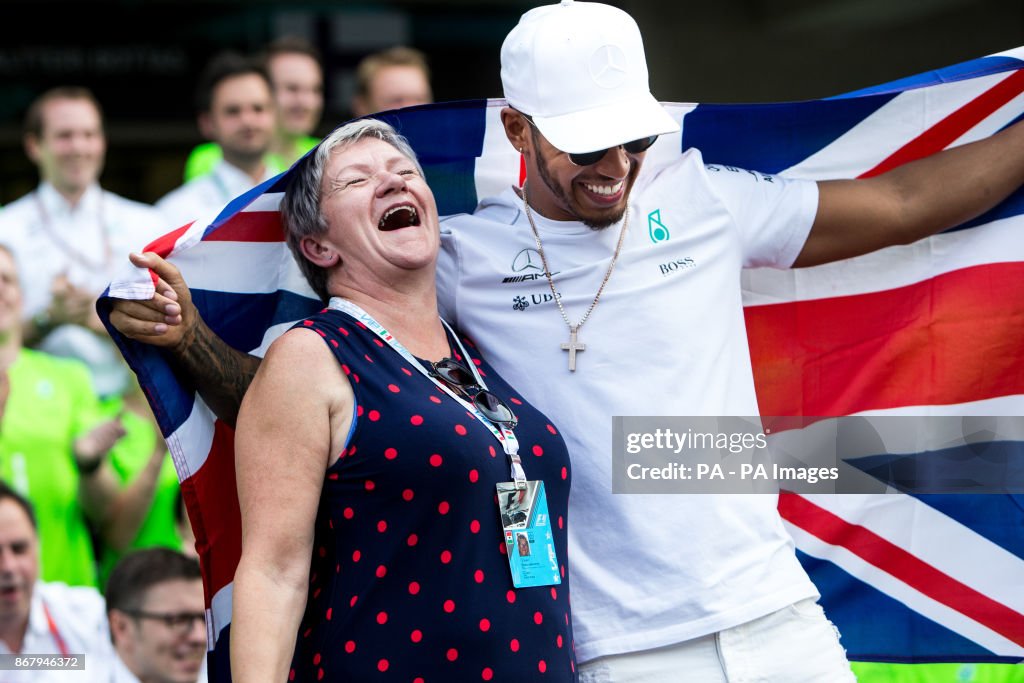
[275,310,575,682]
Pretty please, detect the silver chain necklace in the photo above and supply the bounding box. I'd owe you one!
[521,185,629,372]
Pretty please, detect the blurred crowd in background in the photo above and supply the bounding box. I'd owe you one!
[0,38,432,682]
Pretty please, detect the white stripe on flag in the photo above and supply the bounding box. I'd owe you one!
[475,101,523,202]
[209,581,234,650]
[950,89,1024,148]
[786,520,1024,658]
[166,397,217,480]
[782,71,1018,180]
[855,394,1024,418]
[742,217,1024,305]
[248,320,301,358]
[173,242,312,297]
[243,191,284,213]
[802,493,1024,614]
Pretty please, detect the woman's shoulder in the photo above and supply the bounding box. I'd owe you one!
[259,324,343,382]
[268,323,335,358]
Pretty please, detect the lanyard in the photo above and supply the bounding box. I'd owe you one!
[210,167,235,204]
[41,601,70,657]
[327,297,527,488]
[34,190,113,274]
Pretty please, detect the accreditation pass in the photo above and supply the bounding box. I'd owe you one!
[496,480,561,588]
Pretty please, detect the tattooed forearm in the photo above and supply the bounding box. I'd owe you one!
[170,317,262,427]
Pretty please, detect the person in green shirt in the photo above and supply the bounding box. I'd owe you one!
[183,35,323,181]
[36,321,185,589]
[852,662,1024,682]
[0,244,138,587]
[97,392,183,588]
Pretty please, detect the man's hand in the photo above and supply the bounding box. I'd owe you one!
[73,416,127,473]
[108,252,194,349]
[48,273,97,328]
[106,250,261,427]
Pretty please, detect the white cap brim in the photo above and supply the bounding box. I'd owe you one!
[530,92,680,154]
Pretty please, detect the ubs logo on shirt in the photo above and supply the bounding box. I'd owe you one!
[512,293,559,311]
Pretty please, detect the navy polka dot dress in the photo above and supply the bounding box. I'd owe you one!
[287,307,576,682]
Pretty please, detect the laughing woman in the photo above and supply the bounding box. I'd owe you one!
[228,119,577,682]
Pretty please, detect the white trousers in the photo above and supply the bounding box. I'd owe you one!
[579,599,857,683]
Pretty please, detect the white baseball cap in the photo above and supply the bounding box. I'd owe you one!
[500,0,680,154]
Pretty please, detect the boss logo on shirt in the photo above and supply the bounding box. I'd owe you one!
[658,257,696,277]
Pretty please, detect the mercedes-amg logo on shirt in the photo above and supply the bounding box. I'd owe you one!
[512,248,543,272]
[589,44,629,89]
[502,248,557,284]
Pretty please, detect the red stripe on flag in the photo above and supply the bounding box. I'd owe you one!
[204,211,284,243]
[186,420,242,601]
[861,69,1024,178]
[144,223,193,259]
[779,492,1024,647]
[747,261,1024,417]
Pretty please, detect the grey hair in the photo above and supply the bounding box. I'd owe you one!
[280,118,424,302]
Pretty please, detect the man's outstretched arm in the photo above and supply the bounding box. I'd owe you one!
[795,118,1024,268]
[108,251,261,427]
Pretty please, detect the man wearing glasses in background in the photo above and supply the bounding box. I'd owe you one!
[106,547,206,683]
[0,501,205,683]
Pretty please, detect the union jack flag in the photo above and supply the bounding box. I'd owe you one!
[101,46,1024,665]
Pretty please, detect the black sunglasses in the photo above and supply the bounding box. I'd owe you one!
[523,114,658,166]
[431,358,518,428]
[566,136,659,166]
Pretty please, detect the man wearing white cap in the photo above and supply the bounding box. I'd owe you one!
[431,4,1022,678]
[107,1,1024,680]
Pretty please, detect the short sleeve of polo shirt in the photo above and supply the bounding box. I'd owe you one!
[698,159,818,269]
[436,217,464,325]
